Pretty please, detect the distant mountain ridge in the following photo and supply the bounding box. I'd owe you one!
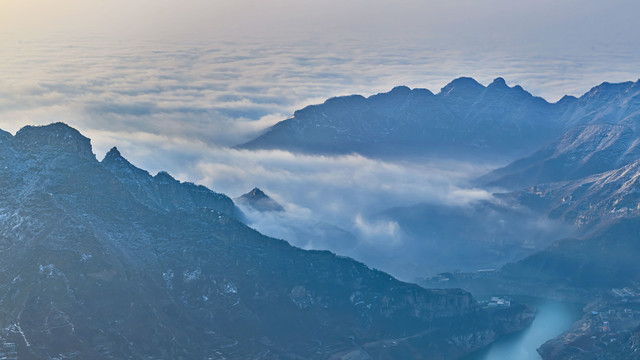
[239,78,640,162]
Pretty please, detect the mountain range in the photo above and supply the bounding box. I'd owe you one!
[6,76,640,359]
[240,78,640,162]
[238,77,640,359]
[0,123,532,359]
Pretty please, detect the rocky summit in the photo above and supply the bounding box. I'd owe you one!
[235,187,285,213]
[0,123,533,359]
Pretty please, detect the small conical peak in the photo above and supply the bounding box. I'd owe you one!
[101,146,152,179]
[236,187,284,212]
[249,187,267,198]
[107,146,121,157]
[102,146,123,162]
[101,146,134,168]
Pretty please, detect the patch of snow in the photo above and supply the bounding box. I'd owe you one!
[39,264,56,277]
[224,282,237,294]
[162,269,174,289]
[183,268,202,283]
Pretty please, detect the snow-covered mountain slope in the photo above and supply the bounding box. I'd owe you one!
[509,159,640,228]
[0,123,533,359]
[480,124,640,190]
[558,80,640,129]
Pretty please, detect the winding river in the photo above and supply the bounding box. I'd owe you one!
[463,297,584,360]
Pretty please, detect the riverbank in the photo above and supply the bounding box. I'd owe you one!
[462,297,583,360]
[538,291,640,359]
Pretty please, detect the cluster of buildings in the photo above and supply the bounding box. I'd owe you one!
[480,296,511,308]
[0,341,17,360]
[586,291,640,347]
[611,287,640,299]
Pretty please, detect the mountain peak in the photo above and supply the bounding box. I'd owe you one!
[102,146,135,168]
[100,145,156,183]
[236,187,285,212]
[583,81,635,99]
[17,122,79,137]
[389,85,412,94]
[13,122,95,160]
[106,146,121,158]
[440,77,484,96]
[489,77,508,88]
[557,94,578,104]
[154,170,177,183]
[249,187,267,198]
[102,146,126,164]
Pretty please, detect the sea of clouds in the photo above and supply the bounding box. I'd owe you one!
[2,37,639,279]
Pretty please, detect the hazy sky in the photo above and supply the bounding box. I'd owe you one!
[1,0,640,277]
[2,0,639,48]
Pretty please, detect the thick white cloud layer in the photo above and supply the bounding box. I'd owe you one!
[1,35,638,279]
[2,38,639,149]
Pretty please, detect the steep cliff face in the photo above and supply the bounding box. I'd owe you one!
[0,123,532,359]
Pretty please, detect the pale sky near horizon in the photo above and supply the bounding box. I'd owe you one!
[1,0,639,49]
